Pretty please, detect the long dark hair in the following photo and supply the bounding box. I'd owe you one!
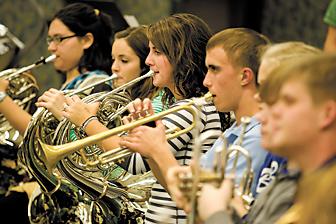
[52,3,113,74]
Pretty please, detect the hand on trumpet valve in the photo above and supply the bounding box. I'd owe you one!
[123,98,154,123]
[119,118,168,158]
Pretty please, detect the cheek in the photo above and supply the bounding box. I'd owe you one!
[61,49,82,69]
[124,72,139,83]
[159,69,170,83]
[53,56,68,71]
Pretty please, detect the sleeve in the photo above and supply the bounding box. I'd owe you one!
[121,152,151,174]
[161,100,196,155]
[324,0,336,27]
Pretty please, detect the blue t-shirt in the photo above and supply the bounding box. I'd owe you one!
[201,116,268,196]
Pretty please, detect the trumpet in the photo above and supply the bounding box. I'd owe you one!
[180,117,254,223]
[38,92,213,172]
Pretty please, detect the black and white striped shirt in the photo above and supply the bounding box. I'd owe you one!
[125,97,222,223]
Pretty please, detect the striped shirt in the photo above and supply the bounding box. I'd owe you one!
[125,97,222,223]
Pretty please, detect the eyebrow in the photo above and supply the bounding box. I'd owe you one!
[207,64,220,69]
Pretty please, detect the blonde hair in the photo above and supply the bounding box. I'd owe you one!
[259,42,322,104]
[262,41,321,63]
[261,53,336,105]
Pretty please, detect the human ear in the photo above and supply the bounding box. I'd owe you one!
[319,100,336,129]
[82,32,94,49]
[240,68,254,86]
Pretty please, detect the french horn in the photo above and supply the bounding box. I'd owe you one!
[0,55,56,146]
[21,71,156,223]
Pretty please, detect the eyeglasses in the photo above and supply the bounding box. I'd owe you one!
[47,34,78,45]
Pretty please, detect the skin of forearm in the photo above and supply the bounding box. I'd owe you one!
[84,119,121,150]
[147,159,168,189]
[150,144,179,190]
[0,97,31,135]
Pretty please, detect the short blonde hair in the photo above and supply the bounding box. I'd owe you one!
[261,53,336,105]
[259,42,322,104]
[261,41,321,63]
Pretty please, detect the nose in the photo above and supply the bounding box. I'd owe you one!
[145,52,154,67]
[203,72,211,88]
[111,60,119,73]
[47,42,57,52]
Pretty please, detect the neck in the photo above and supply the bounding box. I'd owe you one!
[170,86,184,100]
[234,88,259,125]
[64,68,80,86]
[287,160,299,170]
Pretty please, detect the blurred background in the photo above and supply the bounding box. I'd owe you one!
[0,0,330,93]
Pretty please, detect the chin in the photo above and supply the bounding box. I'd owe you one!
[152,80,162,88]
[53,63,61,71]
[216,104,228,113]
[268,141,289,155]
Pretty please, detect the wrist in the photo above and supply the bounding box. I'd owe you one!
[151,142,170,161]
[80,115,98,133]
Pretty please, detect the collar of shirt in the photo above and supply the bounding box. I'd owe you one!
[224,116,260,142]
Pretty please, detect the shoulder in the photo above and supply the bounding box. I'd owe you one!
[78,70,111,92]
[324,0,336,27]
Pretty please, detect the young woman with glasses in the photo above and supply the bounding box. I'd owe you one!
[0,3,114,223]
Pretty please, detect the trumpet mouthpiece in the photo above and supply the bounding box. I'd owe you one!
[204,92,213,102]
